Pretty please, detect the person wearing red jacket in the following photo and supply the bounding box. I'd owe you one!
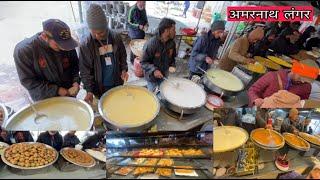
[248,60,319,107]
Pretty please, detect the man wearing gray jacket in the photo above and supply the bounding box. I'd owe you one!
[79,4,128,103]
[14,19,80,101]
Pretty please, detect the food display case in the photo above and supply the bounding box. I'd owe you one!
[106,131,213,179]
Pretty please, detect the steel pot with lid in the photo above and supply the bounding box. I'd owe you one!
[158,77,207,115]
[202,68,244,97]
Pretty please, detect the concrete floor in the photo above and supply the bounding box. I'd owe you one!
[0,1,204,111]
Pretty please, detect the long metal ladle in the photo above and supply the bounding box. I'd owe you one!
[25,94,48,124]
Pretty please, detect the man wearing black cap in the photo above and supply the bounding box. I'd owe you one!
[13,19,80,101]
[188,20,225,79]
[79,4,128,103]
[141,18,177,92]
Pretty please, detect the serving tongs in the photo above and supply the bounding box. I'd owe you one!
[24,94,48,124]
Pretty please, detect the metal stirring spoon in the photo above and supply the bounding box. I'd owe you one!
[197,66,215,79]
[163,77,179,88]
[25,94,48,124]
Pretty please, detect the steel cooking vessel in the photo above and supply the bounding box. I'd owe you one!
[158,77,206,115]
[202,68,244,97]
[98,85,160,131]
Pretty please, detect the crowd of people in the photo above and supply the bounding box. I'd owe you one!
[0,129,106,151]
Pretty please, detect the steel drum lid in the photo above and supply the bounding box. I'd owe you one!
[0,103,8,128]
[98,85,160,129]
[160,77,207,109]
[254,56,281,70]
[60,147,96,168]
[129,39,147,57]
[3,97,94,131]
[213,126,249,153]
[250,128,285,150]
[206,69,244,92]
[1,142,58,170]
[283,133,310,151]
[267,56,292,68]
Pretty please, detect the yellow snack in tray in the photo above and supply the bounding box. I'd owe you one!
[156,168,172,177]
[254,56,281,70]
[243,62,266,74]
[181,148,204,156]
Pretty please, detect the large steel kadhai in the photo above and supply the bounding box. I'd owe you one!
[158,77,207,115]
[3,97,94,131]
[202,68,244,97]
[99,85,160,131]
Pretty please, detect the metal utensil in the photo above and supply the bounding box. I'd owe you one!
[24,94,48,124]
[197,66,215,79]
[163,77,179,88]
[220,122,230,135]
[268,129,276,147]
[123,79,133,98]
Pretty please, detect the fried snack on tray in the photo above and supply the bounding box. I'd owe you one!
[156,168,172,177]
[61,148,95,166]
[181,148,204,156]
[4,143,56,168]
[138,148,163,156]
[157,159,174,166]
[165,148,183,157]
[114,167,134,176]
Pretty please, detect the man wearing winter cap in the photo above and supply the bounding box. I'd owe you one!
[188,20,225,79]
[14,19,80,101]
[79,4,128,104]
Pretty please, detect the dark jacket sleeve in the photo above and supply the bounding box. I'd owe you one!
[14,45,59,101]
[69,50,80,84]
[141,39,158,82]
[63,135,80,148]
[36,133,44,143]
[79,41,95,93]
[115,34,128,72]
[191,36,207,62]
[143,9,148,25]
[25,132,34,142]
[170,42,177,67]
[55,134,63,151]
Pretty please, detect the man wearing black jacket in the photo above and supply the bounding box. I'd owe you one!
[141,18,177,92]
[37,131,63,151]
[268,28,300,56]
[13,19,80,101]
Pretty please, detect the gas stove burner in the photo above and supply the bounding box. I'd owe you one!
[162,106,192,120]
[203,86,236,102]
